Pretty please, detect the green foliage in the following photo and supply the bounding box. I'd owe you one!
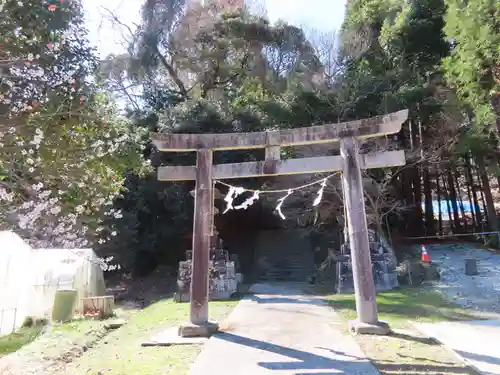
[97,174,191,275]
[343,0,395,29]
[380,0,448,72]
[442,0,500,131]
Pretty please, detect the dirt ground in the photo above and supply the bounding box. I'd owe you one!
[425,242,500,314]
[355,329,477,375]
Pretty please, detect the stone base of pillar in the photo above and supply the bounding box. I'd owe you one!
[348,319,391,335]
[178,320,219,338]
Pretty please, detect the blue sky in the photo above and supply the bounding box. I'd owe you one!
[82,0,347,57]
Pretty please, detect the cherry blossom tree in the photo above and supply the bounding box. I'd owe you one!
[0,0,148,253]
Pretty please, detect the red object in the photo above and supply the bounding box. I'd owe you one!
[421,245,431,263]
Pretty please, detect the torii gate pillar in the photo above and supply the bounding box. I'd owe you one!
[341,137,390,335]
[178,149,219,338]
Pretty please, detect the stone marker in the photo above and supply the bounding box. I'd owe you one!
[465,258,478,276]
[104,319,126,330]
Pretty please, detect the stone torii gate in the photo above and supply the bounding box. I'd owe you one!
[151,109,408,337]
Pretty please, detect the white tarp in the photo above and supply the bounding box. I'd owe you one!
[0,231,33,334]
[0,231,106,335]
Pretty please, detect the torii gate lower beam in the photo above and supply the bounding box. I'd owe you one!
[152,110,408,338]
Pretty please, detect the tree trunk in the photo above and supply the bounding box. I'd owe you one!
[464,175,475,229]
[465,157,482,231]
[454,168,468,231]
[447,169,461,232]
[441,175,454,234]
[423,166,435,235]
[412,166,423,235]
[491,94,500,189]
[476,155,498,233]
[495,153,500,191]
[411,119,423,236]
[399,121,416,235]
[436,170,443,235]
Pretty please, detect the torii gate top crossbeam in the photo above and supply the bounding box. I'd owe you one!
[151,110,408,152]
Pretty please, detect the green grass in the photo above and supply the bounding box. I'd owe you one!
[324,287,483,328]
[321,286,479,375]
[52,318,104,335]
[29,318,109,359]
[0,324,44,356]
[0,316,115,375]
[1,296,241,375]
[63,297,240,375]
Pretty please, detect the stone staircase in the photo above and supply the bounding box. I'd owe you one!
[254,229,315,282]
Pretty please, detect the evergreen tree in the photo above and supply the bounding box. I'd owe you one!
[443,0,500,133]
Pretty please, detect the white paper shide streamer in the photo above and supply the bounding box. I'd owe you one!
[234,190,260,210]
[313,178,327,206]
[223,186,245,213]
[219,172,337,220]
[223,187,260,213]
[275,189,293,220]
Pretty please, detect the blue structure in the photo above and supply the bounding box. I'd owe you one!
[421,200,482,220]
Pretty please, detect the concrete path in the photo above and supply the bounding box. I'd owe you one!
[188,283,379,375]
[414,320,500,375]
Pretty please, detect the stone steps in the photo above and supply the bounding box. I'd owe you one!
[255,229,315,282]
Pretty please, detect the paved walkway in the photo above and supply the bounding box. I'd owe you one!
[188,283,379,375]
[415,320,500,375]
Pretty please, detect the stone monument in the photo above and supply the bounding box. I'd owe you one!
[337,229,398,294]
[174,188,240,302]
[174,237,239,302]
